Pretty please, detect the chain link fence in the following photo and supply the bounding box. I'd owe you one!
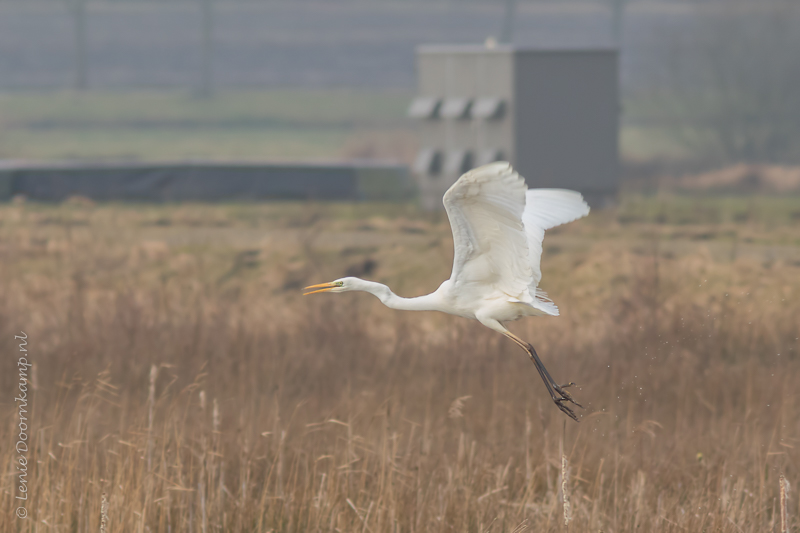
[1,0,656,92]
[2,0,798,163]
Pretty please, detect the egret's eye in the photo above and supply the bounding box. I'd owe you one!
[335,281,344,287]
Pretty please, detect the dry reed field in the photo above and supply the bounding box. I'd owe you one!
[1,196,799,532]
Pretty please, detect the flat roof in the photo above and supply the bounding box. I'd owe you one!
[417,44,617,55]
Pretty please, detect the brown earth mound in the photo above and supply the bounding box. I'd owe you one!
[668,164,800,193]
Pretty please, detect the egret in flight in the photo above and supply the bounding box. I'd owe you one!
[304,162,589,421]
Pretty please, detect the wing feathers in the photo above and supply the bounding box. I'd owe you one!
[444,162,533,301]
[523,189,590,290]
[443,163,590,309]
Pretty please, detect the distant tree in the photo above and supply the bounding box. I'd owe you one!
[657,1,800,164]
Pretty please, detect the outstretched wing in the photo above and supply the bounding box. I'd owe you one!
[522,189,590,292]
[443,162,534,302]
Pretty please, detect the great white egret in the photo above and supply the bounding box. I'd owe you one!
[305,162,589,421]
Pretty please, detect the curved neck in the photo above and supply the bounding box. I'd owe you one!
[354,280,440,312]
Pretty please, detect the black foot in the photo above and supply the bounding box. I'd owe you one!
[522,341,584,422]
[554,398,579,422]
[554,383,583,409]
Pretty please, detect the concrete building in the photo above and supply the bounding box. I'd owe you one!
[408,45,619,209]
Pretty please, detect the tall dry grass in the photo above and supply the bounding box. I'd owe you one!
[1,199,798,532]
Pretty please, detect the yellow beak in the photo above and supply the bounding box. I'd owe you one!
[303,282,336,296]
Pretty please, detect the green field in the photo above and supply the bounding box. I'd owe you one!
[0,90,416,162]
[0,89,703,164]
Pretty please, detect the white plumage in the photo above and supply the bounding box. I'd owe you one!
[444,162,589,318]
[305,162,590,420]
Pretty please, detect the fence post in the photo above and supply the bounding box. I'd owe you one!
[73,0,88,90]
[610,0,627,46]
[199,0,214,96]
[500,0,516,44]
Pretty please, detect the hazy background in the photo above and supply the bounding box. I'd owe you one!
[2,0,799,171]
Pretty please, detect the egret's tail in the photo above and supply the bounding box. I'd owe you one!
[531,289,559,316]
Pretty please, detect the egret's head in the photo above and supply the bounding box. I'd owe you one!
[303,277,358,296]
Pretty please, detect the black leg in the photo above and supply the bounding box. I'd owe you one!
[524,342,582,422]
[502,331,583,421]
[528,343,582,405]
[526,346,559,400]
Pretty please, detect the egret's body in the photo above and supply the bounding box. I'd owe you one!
[305,162,590,420]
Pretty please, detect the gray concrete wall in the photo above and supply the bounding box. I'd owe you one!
[513,50,619,195]
[413,46,619,209]
[415,46,516,209]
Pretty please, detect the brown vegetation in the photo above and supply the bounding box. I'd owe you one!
[664,164,800,194]
[1,198,798,532]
